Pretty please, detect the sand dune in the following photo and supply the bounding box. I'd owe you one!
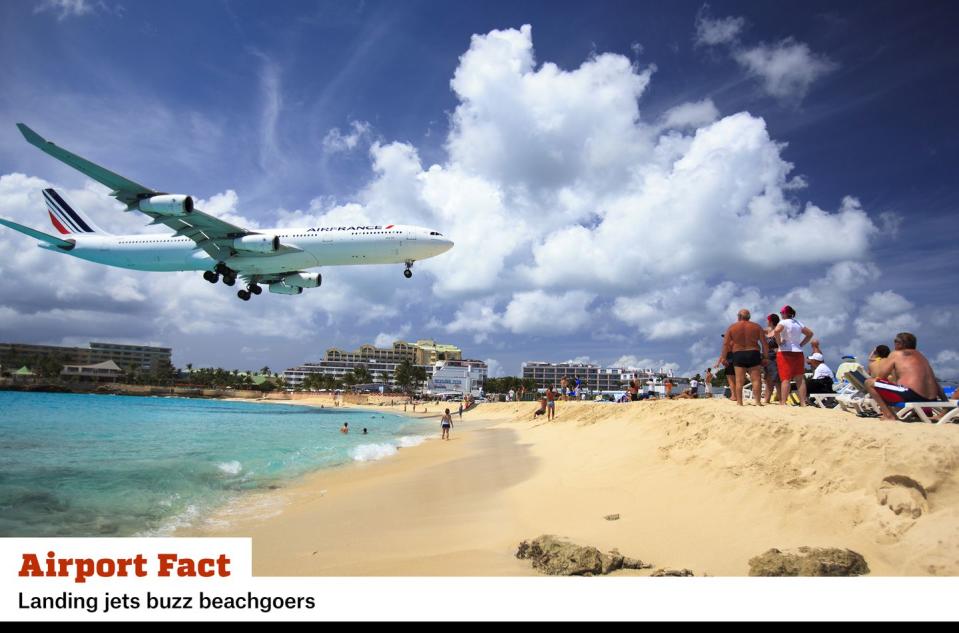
[194,399,959,576]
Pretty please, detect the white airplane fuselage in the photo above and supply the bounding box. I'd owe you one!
[38,224,453,275]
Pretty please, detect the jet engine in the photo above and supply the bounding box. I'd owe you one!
[281,272,322,288]
[233,235,280,253]
[268,283,303,295]
[138,194,193,216]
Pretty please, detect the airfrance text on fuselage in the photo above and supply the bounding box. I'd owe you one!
[306,225,394,232]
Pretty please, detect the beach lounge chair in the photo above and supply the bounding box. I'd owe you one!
[843,370,958,423]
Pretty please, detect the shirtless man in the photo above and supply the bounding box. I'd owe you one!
[722,309,768,406]
[864,332,946,420]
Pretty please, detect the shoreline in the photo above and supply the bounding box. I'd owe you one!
[189,399,959,576]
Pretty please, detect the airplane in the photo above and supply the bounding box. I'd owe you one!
[0,124,453,301]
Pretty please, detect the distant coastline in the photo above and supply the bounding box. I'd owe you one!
[0,382,408,408]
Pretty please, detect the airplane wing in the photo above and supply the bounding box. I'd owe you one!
[17,123,297,261]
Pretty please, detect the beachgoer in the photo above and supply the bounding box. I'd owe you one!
[441,408,453,440]
[716,334,737,402]
[773,305,814,407]
[664,378,673,398]
[533,396,547,418]
[546,385,556,420]
[864,332,946,420]
[703,368,713,398]
[560,376,570,401]
[340,422,349,434]
[458,403,463,418]
[806,353,836,394]
[628,379,640,401]
[362,428,368,435]
[722,309,767,406]
[763,314,781,404]
[869,345,894,380]
[689,376,699,397]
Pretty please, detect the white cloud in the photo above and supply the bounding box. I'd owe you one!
[501,290,595,335]
[484,357,505,377]
[445,298,501,343]
[659,99,720,130]
[932,350,959,380]
[374,324,411,348]
[322,120,373,153]
[694,12,745,46]
[734,39,837,100]
[34,0,94,20]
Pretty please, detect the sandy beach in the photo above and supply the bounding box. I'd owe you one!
[190,398,959,576]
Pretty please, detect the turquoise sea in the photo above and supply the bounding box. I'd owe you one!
[0,391,431,537]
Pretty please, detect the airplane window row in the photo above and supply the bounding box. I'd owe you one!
[119,238,190,244]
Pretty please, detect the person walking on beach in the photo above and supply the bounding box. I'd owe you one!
[458,402,463,418]
[722,309,767,406]
[441,408,453,440]
[340,422,349,434]
[772,305,814,407]
[703,368,713,398]
[546,385,557,420]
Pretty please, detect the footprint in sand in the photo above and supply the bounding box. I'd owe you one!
[877,475,928,519]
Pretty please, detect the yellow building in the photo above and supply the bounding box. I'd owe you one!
[324,339,462,365]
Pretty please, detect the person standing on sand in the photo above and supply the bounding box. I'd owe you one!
[722,309,767,407]
[773,305,814,407]
[763,314,782,404]
[715,335,737,403]
[703,368,713,398]
[546,385,557,420]
[664,378,673,398]
[458,402,463,418]
[441,408,453,440]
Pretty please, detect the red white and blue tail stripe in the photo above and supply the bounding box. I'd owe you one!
[43,188,105,235]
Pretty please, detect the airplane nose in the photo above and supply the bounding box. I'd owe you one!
[443,238,454,251]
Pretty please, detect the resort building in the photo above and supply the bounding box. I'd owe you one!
[426,360,487,396]
[323,339,462,366]
[521,361,677,392]
[283,339,480,391]
[0,341,172,374]
[59,360,124,382]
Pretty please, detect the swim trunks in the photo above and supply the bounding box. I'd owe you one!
[731,350,762,368]
[873,380,940,405]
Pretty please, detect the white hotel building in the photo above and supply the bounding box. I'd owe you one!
[522,361,677,392]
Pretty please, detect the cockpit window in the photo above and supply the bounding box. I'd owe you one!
[430,231,443,236]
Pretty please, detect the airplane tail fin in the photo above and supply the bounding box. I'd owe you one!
[42,188,110,235]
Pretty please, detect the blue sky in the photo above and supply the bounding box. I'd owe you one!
[0,0,957,378]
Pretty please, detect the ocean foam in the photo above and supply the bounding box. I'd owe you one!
[217,460,243,475]
[398,435,427,448]
[351,443,397,462]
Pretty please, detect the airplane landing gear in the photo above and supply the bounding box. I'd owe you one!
[237,289,251,301]
[403,260,414,279]
[249,284,262,295]
[203,270,219,283]
[214,262,237,286]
